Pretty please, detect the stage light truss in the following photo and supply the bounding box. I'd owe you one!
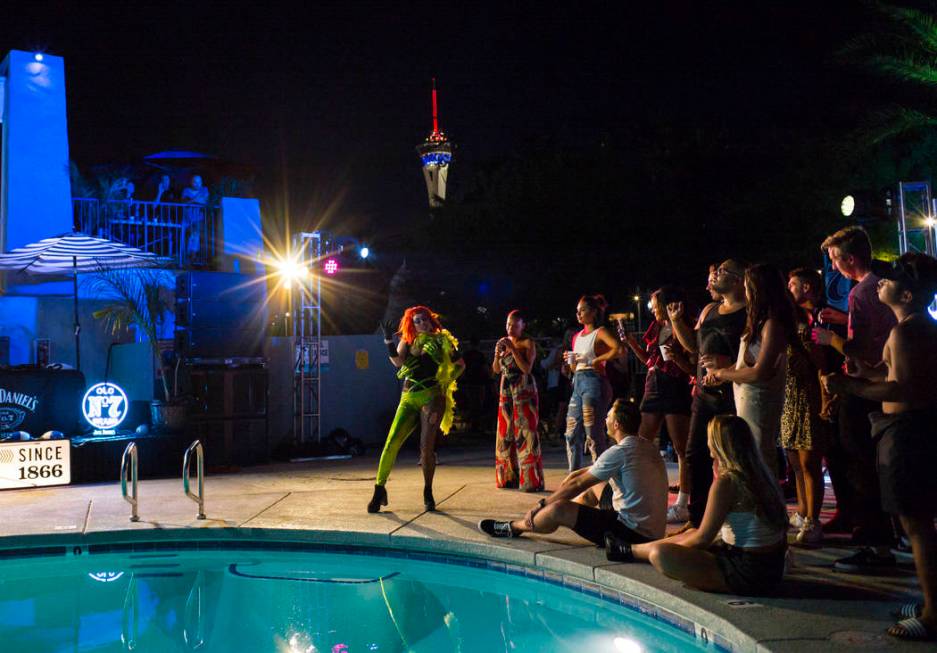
[292,231,323,444]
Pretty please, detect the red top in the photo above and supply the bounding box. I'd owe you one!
[643,320,689,379]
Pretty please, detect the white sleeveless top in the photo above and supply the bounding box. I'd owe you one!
[720,510,785,548]
[573,328,599,371]
[734,336,787,399]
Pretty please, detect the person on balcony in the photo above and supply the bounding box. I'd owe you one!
[154,174,176,203]
[182,175,209,261]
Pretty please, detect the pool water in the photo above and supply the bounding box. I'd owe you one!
[0,545,713,652]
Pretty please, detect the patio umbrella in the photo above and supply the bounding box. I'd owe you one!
[0,232,159,371]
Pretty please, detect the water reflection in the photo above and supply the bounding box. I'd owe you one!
[0,551,692,652]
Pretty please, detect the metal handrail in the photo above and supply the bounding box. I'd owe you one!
[183,440,206,520]
[120,442,139,522]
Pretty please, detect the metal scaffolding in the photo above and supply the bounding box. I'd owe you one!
[897,181,936,256]
[292,231,323,444]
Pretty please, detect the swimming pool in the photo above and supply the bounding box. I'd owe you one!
[0,538,718,652]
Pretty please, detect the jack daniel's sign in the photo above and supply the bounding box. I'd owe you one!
[0,387,40,432]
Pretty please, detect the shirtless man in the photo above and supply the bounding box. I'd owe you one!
[823,253,937,642]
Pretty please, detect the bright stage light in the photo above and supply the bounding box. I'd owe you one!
[275,258,309,288]
[33,52,44,62]
[359,246,370,259]
[925,217,936,228]
[324,259,339,275]
[841,195,855,217]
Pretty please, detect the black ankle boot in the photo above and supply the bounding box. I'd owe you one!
[423,486,436,512]
[604,533,634,562]
[367,484,388,513]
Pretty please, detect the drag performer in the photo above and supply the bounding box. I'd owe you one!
[493,310,544,491]
[368,306,464,513]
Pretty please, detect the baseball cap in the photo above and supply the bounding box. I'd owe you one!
[881,253,937,295]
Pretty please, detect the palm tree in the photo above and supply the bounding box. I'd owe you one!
[88,267,176,401]
[841,1,937,144]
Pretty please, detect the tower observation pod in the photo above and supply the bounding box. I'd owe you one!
[416,78,453,209]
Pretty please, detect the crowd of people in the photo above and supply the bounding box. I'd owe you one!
[369,225,937,641]
[101,173,211,259]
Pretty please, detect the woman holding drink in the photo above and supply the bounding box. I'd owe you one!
[563,294,623,471]
[493,310,544,491]
[621,287,695,522]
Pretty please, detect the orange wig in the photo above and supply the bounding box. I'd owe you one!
[398,305,442,345]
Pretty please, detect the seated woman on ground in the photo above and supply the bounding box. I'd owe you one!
[478,400,668,546]
[606,415,788,596]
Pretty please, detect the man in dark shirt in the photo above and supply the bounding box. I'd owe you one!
[668,259,748,528]
[814,226,897,572]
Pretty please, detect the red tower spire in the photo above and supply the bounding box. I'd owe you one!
[432,77,439,137]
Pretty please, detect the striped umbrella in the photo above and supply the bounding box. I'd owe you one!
[0,232,159,370]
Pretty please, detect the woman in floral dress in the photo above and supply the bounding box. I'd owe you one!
[493,310,544,491]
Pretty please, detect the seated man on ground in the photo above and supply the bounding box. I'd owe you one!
[606,415,788,596]
[478,399,668,546]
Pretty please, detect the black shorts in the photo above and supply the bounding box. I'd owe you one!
[872,409,937,517]
[712,543,786,596]
[640,368,692,415]
[572,505,652,546]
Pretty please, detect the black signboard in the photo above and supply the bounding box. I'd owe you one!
[0,369,86,436]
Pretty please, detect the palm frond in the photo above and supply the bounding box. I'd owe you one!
[872,2,937,54]
[86,265,175,399]
[855,105,937,145]
[867,53,937,86]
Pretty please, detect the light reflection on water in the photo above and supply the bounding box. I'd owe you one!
[0,549,709,652]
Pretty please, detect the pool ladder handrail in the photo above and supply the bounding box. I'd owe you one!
[183,440,206,520]
[120,442,139,522]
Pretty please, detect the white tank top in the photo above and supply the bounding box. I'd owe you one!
[573,328,599,371]
[720,511,785,548]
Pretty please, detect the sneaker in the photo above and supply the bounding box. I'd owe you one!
[795,519,823,547]
[833,547,897,573]
[604,533,634,562]
[788,512,805,530]
[891,536,914,564]
[478,519,516,538]
[666,503,689,524]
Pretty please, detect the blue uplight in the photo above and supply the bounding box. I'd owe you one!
[420,152,452,167]
[359,246,370,259]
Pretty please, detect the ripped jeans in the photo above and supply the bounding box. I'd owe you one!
[564,370,609,472]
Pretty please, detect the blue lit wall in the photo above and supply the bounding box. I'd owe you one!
[1,51,73,252]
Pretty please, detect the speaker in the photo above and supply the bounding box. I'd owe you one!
[175,272,269,358]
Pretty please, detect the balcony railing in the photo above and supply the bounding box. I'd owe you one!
[73,198,218,267]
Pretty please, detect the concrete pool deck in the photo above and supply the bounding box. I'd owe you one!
[0,444,930,652]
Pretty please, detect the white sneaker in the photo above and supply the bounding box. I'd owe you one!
[666,503,689,524]
[788,512,805,530]
[795,519,823,547]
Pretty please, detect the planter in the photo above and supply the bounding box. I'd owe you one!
[150,400,187,432]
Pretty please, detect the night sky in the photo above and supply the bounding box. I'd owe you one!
[3,1,870,241]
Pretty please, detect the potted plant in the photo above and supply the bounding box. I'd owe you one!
[89,266,185,430]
